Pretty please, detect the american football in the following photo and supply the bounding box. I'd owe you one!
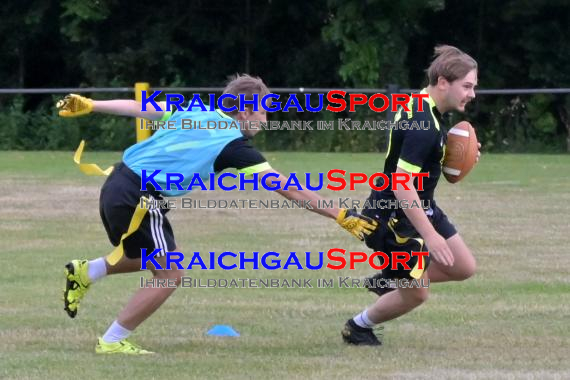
[443,121,479,183]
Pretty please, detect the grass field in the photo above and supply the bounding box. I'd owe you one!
[1,151,569,380]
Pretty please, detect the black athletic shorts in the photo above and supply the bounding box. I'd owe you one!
[362,198,457,280]
[99,162,176,259]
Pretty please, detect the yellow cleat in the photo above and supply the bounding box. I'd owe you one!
[95,338,154,355]
[63,259,91,318]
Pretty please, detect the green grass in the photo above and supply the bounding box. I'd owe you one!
[1,151,569,379]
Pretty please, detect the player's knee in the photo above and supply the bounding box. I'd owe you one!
[448,236,477,281]
[400,286,429,307]
[462,259,476,280]
[413,288,430,305]
[455,255,476,281]
[167,269,185,287]
[155,267,185,287]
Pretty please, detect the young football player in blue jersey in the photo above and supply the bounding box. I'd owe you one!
[342,46,481,346]
[57,74,377,354]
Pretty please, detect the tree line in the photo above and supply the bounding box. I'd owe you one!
[1,0,568,152]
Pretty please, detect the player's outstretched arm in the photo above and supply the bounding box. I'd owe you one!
[56,94,166,121]
[393,166,454,266]
[259,169,377,240]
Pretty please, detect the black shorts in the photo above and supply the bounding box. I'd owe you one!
[362,199,457,280]
[99,162,176,259]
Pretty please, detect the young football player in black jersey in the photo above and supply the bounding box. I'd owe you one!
[342,45,481,346]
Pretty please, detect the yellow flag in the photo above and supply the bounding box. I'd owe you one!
[73,140,114,176]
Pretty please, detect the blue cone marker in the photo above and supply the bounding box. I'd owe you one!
[206,325,240,337]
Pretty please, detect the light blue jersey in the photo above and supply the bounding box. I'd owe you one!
[123,109,243,197]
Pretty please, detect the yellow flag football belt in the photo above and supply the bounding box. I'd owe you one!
[106,198,149,265]
[74,140,148,266]
[387,218,426,279]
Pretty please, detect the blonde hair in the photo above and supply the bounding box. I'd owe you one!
[222,74,270,114]
[427,45,478,85]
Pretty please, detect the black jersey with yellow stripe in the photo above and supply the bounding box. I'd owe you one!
[376,88,446,202]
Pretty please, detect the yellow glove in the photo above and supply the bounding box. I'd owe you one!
[56,94,94,117]
[336,208,378,241]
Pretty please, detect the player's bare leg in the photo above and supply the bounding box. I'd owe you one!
[366,233,475,294]
[96,253,184,354]
[105,255,145,275]
[342,273,429,345]
[350,234,476,345]
[427,234,476,283]
[115,254,184,330]
[365,272,430,324]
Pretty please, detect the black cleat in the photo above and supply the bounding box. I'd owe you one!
[364,272,396,297]
[342,319,382,346]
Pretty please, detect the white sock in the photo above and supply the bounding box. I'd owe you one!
[87,258,107,283]
[353,309,375,329]
[102,320,132,343]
